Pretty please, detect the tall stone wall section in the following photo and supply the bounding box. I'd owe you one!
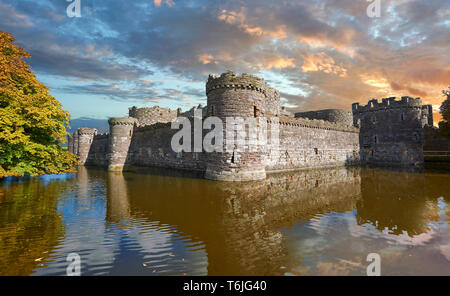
[352,97,432,167]
[266,117,360,172]
[126,120,207,171]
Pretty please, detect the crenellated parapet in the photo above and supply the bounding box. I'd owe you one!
[352,96,423,113]
[109,117,138,126]
[265,86,281,116]
[206,71,269,96]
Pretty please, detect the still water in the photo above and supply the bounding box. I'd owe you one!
[0,166,449,276]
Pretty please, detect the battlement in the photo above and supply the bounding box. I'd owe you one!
[129,106,177,126]
[295,109,353,126]
[206,71,269,96]
[352,96,423,113]
[272,116,359,133]
[108,117,137,126]
[77,128,97,135]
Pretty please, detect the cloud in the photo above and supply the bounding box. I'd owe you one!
[154,0,175,8]
[0,0,448,116]
[264,56,296,70]
[302,53,347,77]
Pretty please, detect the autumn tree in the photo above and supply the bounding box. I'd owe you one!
[438,87,450,139]
[0,30,77,178]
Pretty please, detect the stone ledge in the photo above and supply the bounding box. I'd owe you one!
[108,117,137,126]
[206,71,269,95]
[268,116,359,133]
[77,128,97,135]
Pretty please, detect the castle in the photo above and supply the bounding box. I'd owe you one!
[68,71,433,181]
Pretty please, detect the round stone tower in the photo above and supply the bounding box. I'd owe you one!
[77,128,97,165]
[108,117,137,171]
[204,71,268,181]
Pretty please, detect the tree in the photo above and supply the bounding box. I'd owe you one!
[438,87,450,139]
[0,30,77,178]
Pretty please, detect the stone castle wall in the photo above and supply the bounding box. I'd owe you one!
[266,117,359,172]
[70,71,435,181]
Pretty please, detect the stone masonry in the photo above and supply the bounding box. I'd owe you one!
[352,97,433,166]
[69,71,434,181]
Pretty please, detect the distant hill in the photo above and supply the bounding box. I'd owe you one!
[67,117,109,135]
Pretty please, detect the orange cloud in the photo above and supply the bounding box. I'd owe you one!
[218,8,286,39]
[359,74,390,89]
[302,53,347,77]
[264,56,295,69]
[198,54,218,65]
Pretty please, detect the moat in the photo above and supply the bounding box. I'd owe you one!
[0,166,449,276]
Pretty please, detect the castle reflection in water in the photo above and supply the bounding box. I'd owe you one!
[0,166,449,275]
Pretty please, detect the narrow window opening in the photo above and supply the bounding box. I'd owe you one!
[253,106,257,117]
[374,135,378,143]
[211,105,215,116]
[401,113,405,121]
[231,151,235,163]
[314,148,318,155]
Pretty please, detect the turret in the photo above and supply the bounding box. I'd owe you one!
[353,97,426,166]
[77,128,97,165]
[72,132,79,156]
[108,117,137,171]
[204,71,268,181]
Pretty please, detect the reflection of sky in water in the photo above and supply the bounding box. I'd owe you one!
[2,167,449,276]
[32,175,207,276]
[282,198,450,276]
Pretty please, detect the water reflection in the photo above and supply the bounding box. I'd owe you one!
[0,166,449,275]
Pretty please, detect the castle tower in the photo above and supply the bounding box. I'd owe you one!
[77,128,97,165]
[352,96,426,166]
[72,132,79,157]
[107,117,137,171]
[204,71,268,181]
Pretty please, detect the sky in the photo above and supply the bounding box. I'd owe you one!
[0,0,449,123]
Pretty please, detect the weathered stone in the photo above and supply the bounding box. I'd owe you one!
[71,71,435,181]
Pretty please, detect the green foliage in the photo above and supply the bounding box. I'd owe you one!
[0,30,77,178]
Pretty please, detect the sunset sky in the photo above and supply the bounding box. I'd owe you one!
[0,0,449,124]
